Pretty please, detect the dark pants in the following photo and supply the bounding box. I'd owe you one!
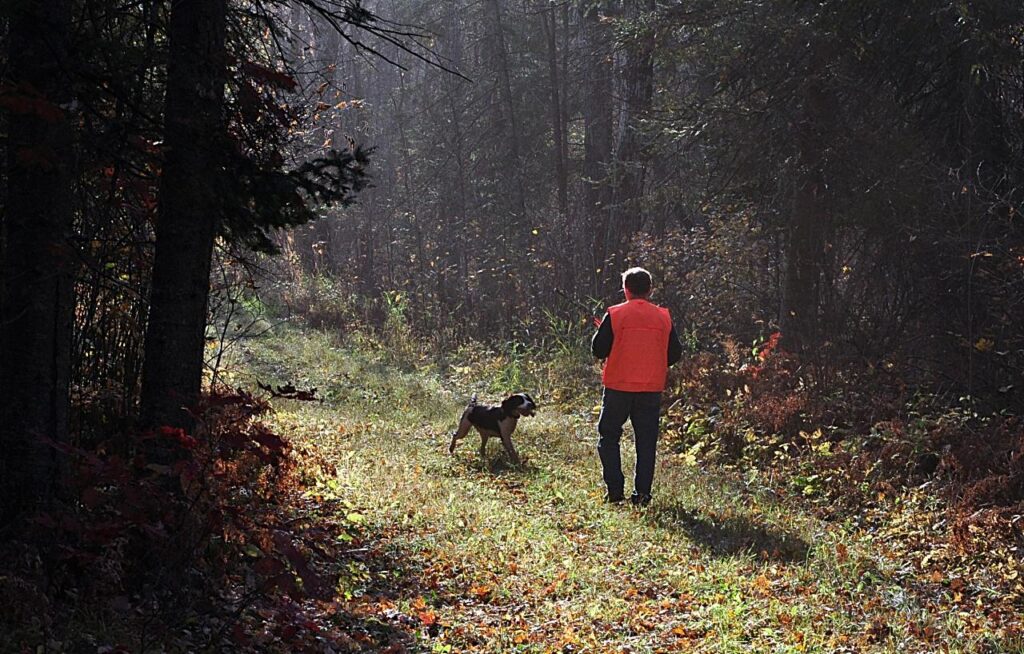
[597,388,661,498]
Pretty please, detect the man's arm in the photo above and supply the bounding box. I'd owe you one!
[668,325,683,366]
[591,312,613,359]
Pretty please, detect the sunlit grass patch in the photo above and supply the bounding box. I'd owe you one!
[222,325,1024,653]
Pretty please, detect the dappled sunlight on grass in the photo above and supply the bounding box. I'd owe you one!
[221,326,1024,653]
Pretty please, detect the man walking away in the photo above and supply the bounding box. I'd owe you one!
[592,267,683,506]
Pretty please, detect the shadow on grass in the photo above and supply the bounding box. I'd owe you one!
[444,447,543,478]
[437,453,542,506]
[324,541,444,652]
[486,456,542,477]
[647,500,810,563]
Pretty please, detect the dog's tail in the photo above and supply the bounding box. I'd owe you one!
[461,394,478,418]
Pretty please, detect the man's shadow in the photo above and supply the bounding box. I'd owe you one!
[647,500,810,563]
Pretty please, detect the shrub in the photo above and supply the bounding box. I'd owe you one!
[0,388,344,650]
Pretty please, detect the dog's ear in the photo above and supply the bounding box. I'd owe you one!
[501,394,523,413]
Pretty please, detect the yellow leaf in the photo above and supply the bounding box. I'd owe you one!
[753,575,771,593]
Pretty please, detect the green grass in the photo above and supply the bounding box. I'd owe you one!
[223,327,1023,653]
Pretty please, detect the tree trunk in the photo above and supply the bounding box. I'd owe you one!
[781,173,826,353]
[581,1,614,290]
[443,3,471,287]
[560,2,571,181]
[780,49,830,353]
[0,0,74,525]
[483,0,526,217]
[606,0,656,266]
[139,0,228,429]
[542,4,568,215]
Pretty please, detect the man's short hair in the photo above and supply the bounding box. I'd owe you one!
[622,267,652,297]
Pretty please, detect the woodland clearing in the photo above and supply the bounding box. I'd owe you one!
[209,326,1024,653]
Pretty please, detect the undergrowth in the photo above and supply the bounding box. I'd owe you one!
[0,387,369,652]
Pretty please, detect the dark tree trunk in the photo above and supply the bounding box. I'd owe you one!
[781,173,826,353]
[581,2,614,290]
[542,5,568,216]
[481,0,526,328]
[606,0,656,265]
[139,0,228,429]
[349,54,378,297]
[560,2,571,175]
[0,0,74,525]
[780,50,831,353]
[443,4,471,286]
[483,0,526,217]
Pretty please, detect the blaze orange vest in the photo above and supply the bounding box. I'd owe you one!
[602,299,672,392]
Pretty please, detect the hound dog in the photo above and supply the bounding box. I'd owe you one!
[448,393,537,465]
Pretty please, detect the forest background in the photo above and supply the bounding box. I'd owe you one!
[2,0,1024,651]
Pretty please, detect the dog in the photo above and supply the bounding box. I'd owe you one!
[448,393,537,465]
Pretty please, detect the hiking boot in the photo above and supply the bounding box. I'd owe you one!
[630,492,652,507]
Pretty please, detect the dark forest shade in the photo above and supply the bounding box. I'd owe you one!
[139,0,228,430]
[0,0,74,524]
[780,41,832,353]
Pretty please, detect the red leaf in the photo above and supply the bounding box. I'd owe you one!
[263,572,299,596]
[158,425,198,449]
[251,428,287,452]
[272,531,327,598]
[15,146,58,170]
[241,61,297,92]
[80,487,103,509]
[0,84,64,122]
[255,556,286,577]
[231,623,252,646]
[219,431,250,450]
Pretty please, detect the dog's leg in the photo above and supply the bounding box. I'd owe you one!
[499,436,521,465]
[448,416,472,454]
[478,429,490,461]
[499,424,522,466]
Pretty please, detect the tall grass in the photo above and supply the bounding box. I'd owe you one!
[263,279,602,406]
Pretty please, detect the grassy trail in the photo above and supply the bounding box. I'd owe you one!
[229,329,1012,653]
